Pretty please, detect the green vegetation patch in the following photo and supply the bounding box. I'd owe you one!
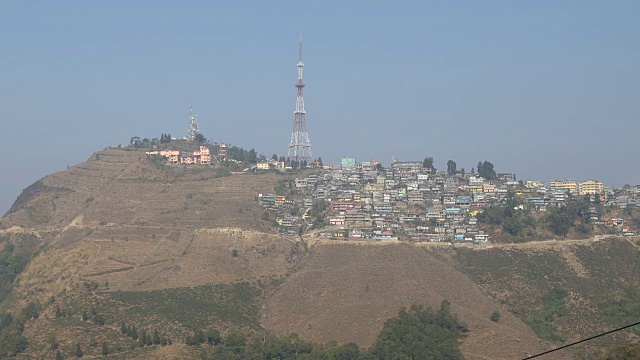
[200,300,467,360]
[451,240,640,351]
[108,282,262,330]
[525,288,568,343]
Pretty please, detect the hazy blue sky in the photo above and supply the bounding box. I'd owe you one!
[1,1,639,215]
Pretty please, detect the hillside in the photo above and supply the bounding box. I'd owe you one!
[0,147,637,358]
[261,242,571,360]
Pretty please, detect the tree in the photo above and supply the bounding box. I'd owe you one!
[153,329,161,345]
[225,328,247,348]
[92,314,104,325]
[75,342,83,358]
[48,333,58,350]
[56,351,64,360]
[483,161,497,180]
[139,329,147,346]
[491,311,501,322]
[121,321,127,334]
[422,156,435,169]
[247,148,258,163]
[316,156,323,166]
[101,342,108,356]
[131,325,138,340]
[130,136,141,147]
[272,154,278,161]
[460,168,465,176]
[194,133,206,143]
[206,329,221,345]
[81,310,88,321]
[503,216,523,236]
[447,160,457,175]
[477,161,497,180]
[55,305,61,318]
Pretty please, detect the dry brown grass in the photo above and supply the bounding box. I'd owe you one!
[261,243,572,360]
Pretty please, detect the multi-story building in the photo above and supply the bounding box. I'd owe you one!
[525,180,546,189]
[192,146,211,164]
[218,144,228,160]
[550,179,578,194]
[579,180,604,195]
[145,150,180,164]
[341,157,356,169]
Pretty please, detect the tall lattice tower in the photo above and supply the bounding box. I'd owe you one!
[287,35,312,162]
[187,103,199,141]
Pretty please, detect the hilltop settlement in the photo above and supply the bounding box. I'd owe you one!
[136,135,637,244]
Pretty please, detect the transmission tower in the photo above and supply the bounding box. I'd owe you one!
[287,35,312,162]
[187,103,199,141]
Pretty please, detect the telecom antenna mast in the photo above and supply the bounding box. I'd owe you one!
[187,103,199,141]
[287,35,312,162]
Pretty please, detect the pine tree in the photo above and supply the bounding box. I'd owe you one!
[131,325,138,340]
[101,341,108,356]
[126,325,132,337]
[75,342,83,358]
[56,350,64,360]
[81,310,88,321]
[139,329,147,346]
[55,305,61,318]
[121,321,127,334]
[153,329,161,345]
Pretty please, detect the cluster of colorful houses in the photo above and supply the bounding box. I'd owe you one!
[259,158,638,242]
[144,144,232,165]
[145,146,212,165]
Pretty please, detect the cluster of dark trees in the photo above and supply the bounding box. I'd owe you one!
[0,302,38,356]
[120,321,172,347]
[478,193,594,240]
[447,160,457,175]
[288,159,308,170]
[423,157,493,179]
[185,328,222,346]
[476,161,497,180]
[199,301,466,359]
[544,195,592,237]
[225,146,259,163]
[193,133,206,143]
[0,240,36,356]
[81,308,104,325]
[159,133,172,143]
[0,243,30,303]
[422,156,435,170]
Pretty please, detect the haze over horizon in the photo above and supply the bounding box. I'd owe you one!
[2,1,639,216]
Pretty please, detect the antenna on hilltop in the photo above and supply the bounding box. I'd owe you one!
[187,103,200,141]
[288,34,313,162]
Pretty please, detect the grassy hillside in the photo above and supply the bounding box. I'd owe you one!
[449,238,640,357]
[261,243,571,360]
